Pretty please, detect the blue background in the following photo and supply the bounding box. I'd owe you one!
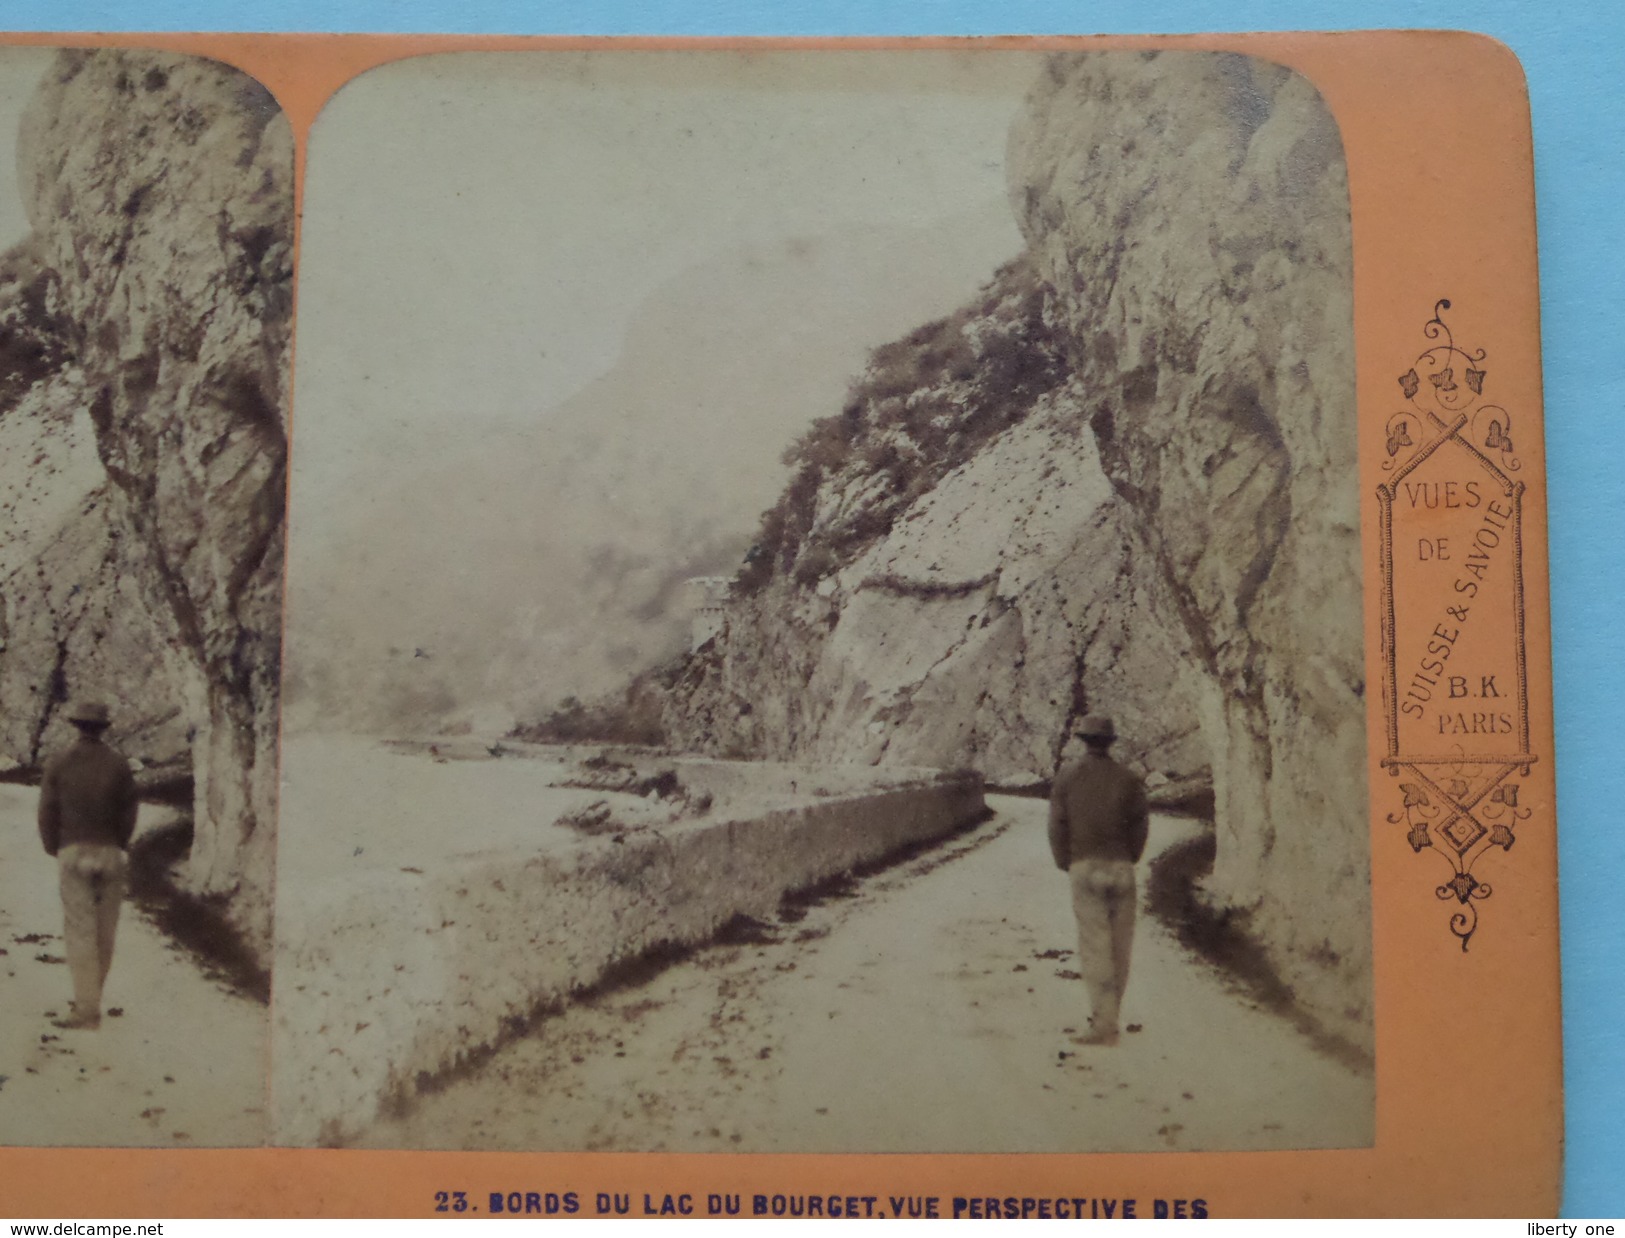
[5,0,1619,1219]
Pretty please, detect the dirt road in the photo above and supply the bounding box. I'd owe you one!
[0,784,266,1146]
[363,795,1372,1153]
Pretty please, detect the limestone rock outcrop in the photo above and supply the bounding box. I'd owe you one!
[0,242,190,777]
[16,50,293,946]
[662,256,1205,793]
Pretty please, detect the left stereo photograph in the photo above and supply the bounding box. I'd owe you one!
[0,47,290,1147]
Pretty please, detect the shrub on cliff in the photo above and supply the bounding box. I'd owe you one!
[732,254,1068,596]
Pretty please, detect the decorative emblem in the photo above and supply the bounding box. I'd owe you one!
[1378,301,1533,950]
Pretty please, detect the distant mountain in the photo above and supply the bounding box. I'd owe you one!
[283,213,1023,735]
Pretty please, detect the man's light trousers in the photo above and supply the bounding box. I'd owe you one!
[1069,857,1136,1036]
[58,843,128,1019]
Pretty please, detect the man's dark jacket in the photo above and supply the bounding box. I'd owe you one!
[37,735,139,856]
[1047,750,1149,870]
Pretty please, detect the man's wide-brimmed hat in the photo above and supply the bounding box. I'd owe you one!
[65,700,111,726]
[1077,713,1116,741]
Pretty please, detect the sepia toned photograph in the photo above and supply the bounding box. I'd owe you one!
[274,48,1372,1153]
[0,47,290,1146]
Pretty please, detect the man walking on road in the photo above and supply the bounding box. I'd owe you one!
[37,700,139,1031]
[1048,714,1149,1046]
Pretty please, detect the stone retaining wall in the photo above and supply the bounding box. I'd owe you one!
[270,773,985,1145]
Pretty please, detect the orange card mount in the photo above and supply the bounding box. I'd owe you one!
[0,30,1558,1218]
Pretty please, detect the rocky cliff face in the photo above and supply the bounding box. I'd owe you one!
[1007,52,1366,1046]
[665,52,1369,1050]
[0,392,191,775]
[0,240,190,775]
[15,51,293,947]
[663,256,1206,793]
